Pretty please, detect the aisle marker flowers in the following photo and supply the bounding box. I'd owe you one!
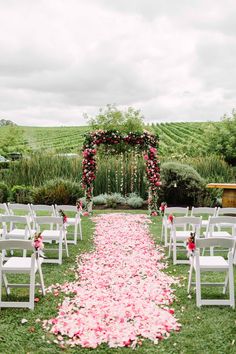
[43,214,180,348]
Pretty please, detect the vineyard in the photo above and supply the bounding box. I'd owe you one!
[0,121,218,156]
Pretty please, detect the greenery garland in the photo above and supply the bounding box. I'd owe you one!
[82,130,160,214]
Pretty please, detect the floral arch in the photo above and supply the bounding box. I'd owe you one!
[82,130,161,214]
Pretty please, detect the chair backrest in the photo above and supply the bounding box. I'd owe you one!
[164,207,189,216]
[2,214,30,224]
[7,203,31,215]
[209,216,236,227]
[172,216,202,236]
[0,203,10,215]
[196,237,235,250]
[55,205,78,213]
[30,204,55,218]
[191,207,217,217]
[217,208,236,216]
[34,216,64,226]
[1,215,32,235]
[0,239,35,251]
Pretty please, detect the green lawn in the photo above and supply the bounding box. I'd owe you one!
[0,211,235,354]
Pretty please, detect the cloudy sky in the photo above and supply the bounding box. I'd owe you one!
[0,0,235,126]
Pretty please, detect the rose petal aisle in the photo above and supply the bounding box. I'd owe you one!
[43,214,181,348]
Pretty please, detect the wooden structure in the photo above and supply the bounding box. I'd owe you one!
[207,183,236,207]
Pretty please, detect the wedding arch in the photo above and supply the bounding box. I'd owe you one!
[81,130,161,214]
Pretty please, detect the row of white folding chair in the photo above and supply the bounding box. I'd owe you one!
[168,216,236,308]
[0,215,69,265]
[161,206,234,247]
[1,203,82,244]
[169,216,236,264]
[0,239,45,310]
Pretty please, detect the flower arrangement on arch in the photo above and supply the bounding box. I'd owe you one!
[186,232,196,257]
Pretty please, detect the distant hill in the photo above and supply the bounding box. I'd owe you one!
[0,122,219,157]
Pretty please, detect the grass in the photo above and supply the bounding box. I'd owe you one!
[0,210,236,354]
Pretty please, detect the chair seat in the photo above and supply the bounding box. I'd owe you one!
[2,257,43,272]
[6,229,29,239]
[194,256,229,269]
[41,230,64,240]
[201,220,208,227]
[66,217,77,224]
[203,231,232,238]
[175,231,192,239]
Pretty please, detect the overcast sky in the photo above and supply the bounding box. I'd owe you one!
[0,0,235,126]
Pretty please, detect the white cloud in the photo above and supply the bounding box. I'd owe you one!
[0,0,235,126]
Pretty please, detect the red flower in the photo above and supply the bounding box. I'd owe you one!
[188,242,195,251]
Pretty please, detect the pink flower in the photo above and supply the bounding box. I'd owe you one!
[144,154,149,160]
[150,147,157,154]
[83,212,89,217]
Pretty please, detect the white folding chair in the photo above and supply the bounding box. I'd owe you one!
[34,216,69,265]
[161,207,189,246]
[0,239,45,310]
[203,216,236,257]
[30,204,55,229]
[187,237,235,308]
[191,207,217,232]
[2,215,35,257]
[168,216,202,265]
[55,205,82,244]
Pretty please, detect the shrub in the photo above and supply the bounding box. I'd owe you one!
[110,193,126,204]
[127,194,144,208]
[93,194,108,205]
[105,195,118,209]
[33,179,84,205]
[11,185,34,203]
[160,162,206,206]
[0,182,9,202]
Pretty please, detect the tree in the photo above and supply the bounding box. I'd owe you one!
[206,110,236,165]
[0,119,16,126]
[85,104,145,133]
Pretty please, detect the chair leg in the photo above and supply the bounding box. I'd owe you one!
[228,266,235,309]
[196,267,201,308]
[58,239,63,265]
[161,223,164,242]
[64,235,69,258]
[168,237,172,258]
[2,274,10,295]
[223,272,229,295]
[38,264,45,296]
[74,224,78,244]
[164,227,168,247]
[79,222,82,241]
[29,271,35,310]
[187,265,193,293]
[173,239,177,265]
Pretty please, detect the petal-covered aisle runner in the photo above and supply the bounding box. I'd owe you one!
[44,214,180,348]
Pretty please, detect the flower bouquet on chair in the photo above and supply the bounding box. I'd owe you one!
[32,232,45,258]
[186,232,196,257]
